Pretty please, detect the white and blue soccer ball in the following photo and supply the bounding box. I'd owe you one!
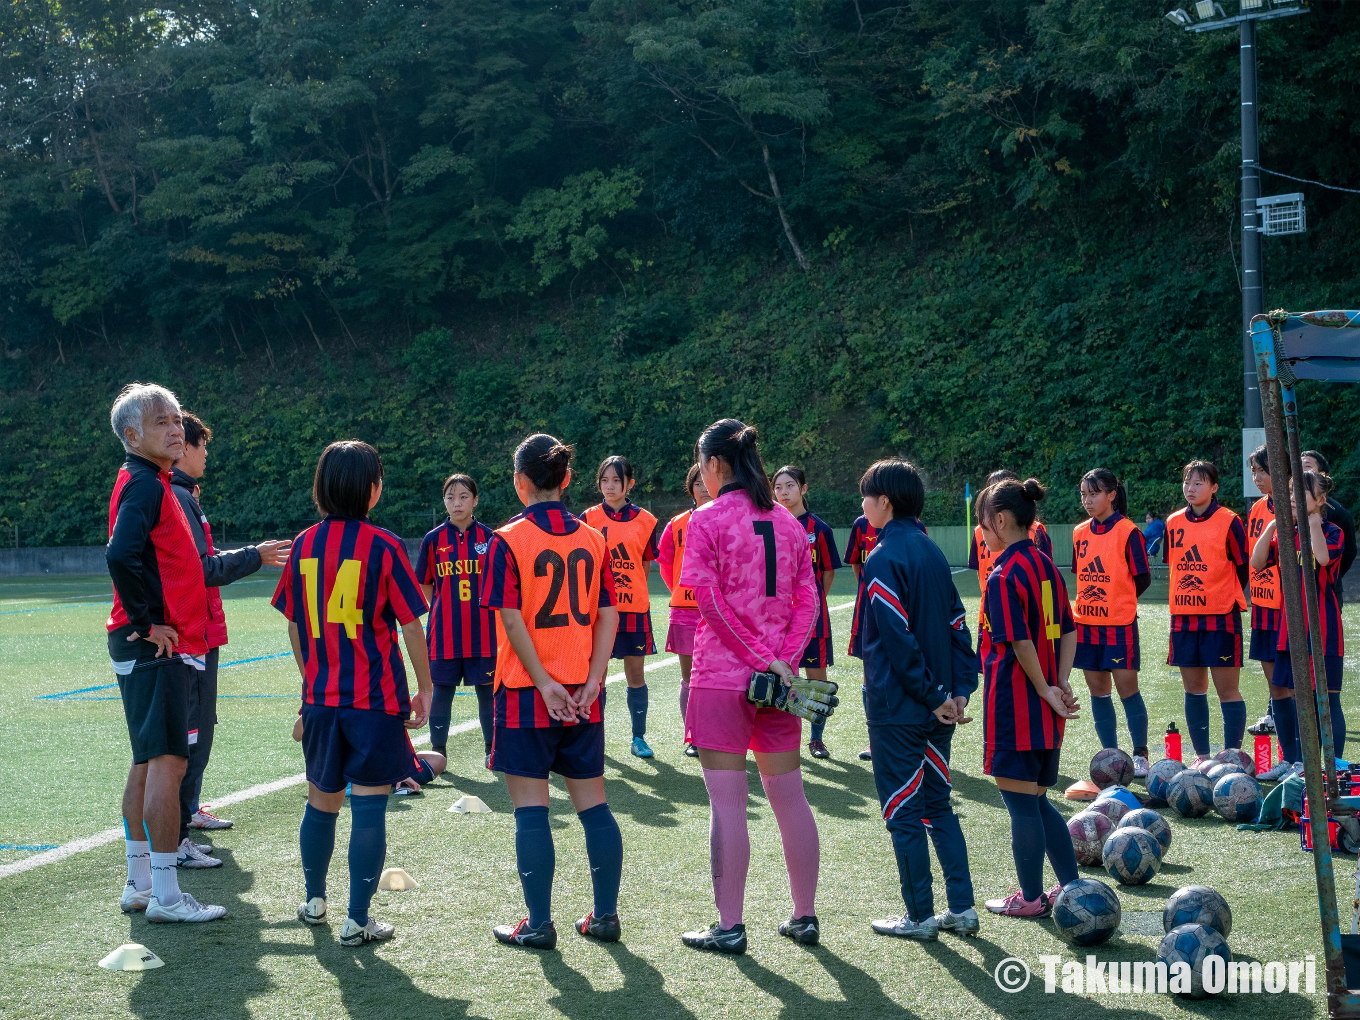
[1157,923,1231,998]
[1163,884,1232,937]
[1167,769,1214,818]
[1117,807,1172,857]
[1052,878,1121,947]
[1102,827,1162,885]
[1068,810,1115,866]
[1213,772,1264,823]
[1146,758,1187,802]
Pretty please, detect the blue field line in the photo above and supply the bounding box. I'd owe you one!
[0,600,113,616]
[35,683,119,700]
[0,843,60,852]
[221,651,292,668]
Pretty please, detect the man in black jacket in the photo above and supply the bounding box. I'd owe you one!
[1302,451,1356,599]
[171,412,289,858]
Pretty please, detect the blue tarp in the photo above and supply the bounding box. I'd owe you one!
[1276,310,1360,381]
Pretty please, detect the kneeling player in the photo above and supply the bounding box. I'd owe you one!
[483,434,623,949]
[858,460,979,940]
[977,478,1082,918]
[273,441,433,946]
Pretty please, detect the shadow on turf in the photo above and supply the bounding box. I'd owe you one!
[124,849,490,1020]
[540,941,700,1020]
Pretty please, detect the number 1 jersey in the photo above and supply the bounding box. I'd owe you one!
[272,516,429,717]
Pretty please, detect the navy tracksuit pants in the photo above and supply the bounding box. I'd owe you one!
[868,720,974,921]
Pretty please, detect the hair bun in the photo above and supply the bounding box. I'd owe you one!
[1021,478,1047,502]
[735,425,759,448]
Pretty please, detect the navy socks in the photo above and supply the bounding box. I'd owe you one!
[1185,692,1211,756]
[300,803,338,902]
[515,806,556,927]
[1221,700,1247,750]
[626,684,648,739]
[1273,697,1300,763]
[578,803,623,917]
[999,790,1045,902]
[429,685,455,753]
[1091,695,1117,749]
[347,794,388,925]
[1121,692,1149,750]
[1038,794,1079,887]
[1330,692,1346,759]
[476,683,494,755]
[810,718,825,742]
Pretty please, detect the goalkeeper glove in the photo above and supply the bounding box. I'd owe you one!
[746,670,840,723]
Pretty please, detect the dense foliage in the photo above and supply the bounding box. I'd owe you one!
[2,1,1358,544]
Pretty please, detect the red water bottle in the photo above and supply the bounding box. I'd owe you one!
[1254,732,1273,775]
[1165,721,1182,763]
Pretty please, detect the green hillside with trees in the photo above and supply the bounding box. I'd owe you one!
[2,0,1358,545]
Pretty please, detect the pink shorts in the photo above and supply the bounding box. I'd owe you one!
[666,621,696,656]
[684,686,802,754]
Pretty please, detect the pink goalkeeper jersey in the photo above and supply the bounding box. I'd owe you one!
[679,486,819,691]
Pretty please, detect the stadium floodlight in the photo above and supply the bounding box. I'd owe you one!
[1256,193,1306,235]
[1240,0,1265,11]
[1165,8,1193,25]
[1194,1,1226,20]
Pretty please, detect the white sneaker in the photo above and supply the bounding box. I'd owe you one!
[1290,762,1308,778]
[1259,760,1294,781]
[1133,755,1149,779]
[297,896,328,926]
[177,837,223,869]
[120,880,152,913]
[146,892,226,923]
[190,809,233,830]
[191,840,215,856]
[339,916,394,946]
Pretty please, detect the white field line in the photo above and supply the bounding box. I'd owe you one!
[1,600,857,880]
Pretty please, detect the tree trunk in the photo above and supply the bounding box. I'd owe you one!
[758,139,809,272]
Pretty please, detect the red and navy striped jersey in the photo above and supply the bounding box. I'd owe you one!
[969,521,1053,572]
[495,685,605,729]
[272,517,428,717]
[1267,521,1345,656]
[1162,501,1249,633]
[798,511,843,642]
[844,516,879,567]
[1070,513,1149,645]
[982,539,1075,751]
[416,519,496,660]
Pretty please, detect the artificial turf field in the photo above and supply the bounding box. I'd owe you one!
[0,568,1353,1018]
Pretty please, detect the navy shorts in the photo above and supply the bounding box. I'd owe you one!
[1274,647,1344,692]
[1168,629,1242,668]
[1074,625,1140,672]
[117,657,194,763]
[984,746,1062,788]
[799,634,834,670]
[1249,628,1279,663]
[409,756,437,785]
[490,721,605,780]
[430,656,496,688]
[612,611,656,659]
[300,703,412,793]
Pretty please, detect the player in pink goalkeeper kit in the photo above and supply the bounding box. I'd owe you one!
[678,418,825,956]
[681,489,819,691]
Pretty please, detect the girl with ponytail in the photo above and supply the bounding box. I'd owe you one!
[678,419,822,954]
[975,478,1082,919]
[1071,469,1152,777]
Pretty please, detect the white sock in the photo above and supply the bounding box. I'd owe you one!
[150,851,181,906]
[125,839,151,891]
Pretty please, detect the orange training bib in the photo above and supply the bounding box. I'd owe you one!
[1247,499,1282,611]
[1072,517,1139,626]
[583,504,657,614]
[1166,506,1248,616]
[666,509,698,610]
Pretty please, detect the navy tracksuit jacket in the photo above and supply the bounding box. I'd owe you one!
[860,516,978,918]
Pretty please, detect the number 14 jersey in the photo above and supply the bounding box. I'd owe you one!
[272,516,429,717]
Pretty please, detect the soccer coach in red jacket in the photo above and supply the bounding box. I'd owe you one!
[106,382,225,923]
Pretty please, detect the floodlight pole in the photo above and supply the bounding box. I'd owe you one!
[1178,3,1308,487]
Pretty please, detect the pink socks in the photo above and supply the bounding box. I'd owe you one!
[761,768,820,919]
[703,768,751,929]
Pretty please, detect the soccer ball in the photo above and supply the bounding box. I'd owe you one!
[1146,758,1187,801]
[1166,769,1214,818]
[1157,923,1231,998]
[1068,810,1115,866]
[1102,828,1162,885]
[1214,746,1256,777]
[1052,878,1122,947]
[1095,784,1142,812]
[1091,747,1136,787]
[1088,796,1132,825]
[1213,773,1264,823]
[1163,885,1232,937]
[1117,808,1172,857]
[1194,756,1222,775]
[1204,761,1246,784]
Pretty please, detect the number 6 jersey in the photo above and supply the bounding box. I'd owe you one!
[272,516,429,717]
[481,502,616,699]
[416,518,497,660]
